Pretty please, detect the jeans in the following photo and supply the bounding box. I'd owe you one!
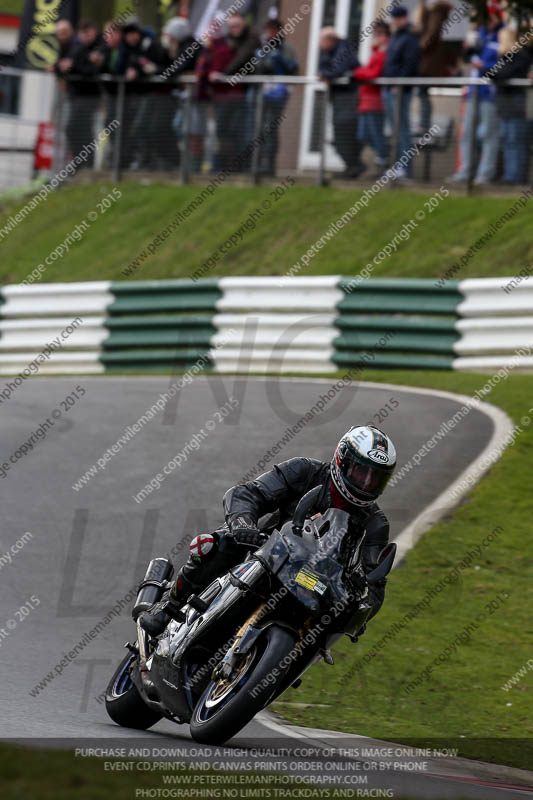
[383,88,413,175]
[457,98,498,182]
[357,111,388,161]
[500,117,528,183]
[417,85,432,132]
[258,97,288,175]
[331,89,363,170]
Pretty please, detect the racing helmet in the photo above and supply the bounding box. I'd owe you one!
[331,426,396,507]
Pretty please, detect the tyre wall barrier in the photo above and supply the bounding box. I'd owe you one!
[0,276,530,375]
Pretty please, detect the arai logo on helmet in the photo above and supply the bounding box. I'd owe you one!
[367,448,389,464]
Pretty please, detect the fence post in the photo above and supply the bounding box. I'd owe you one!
[52,78,64,176]
[251,83,265,184]
[317,84,329,187]
[180,88,193,185]
[111,78,126,184]
[391,84,403,175]
[466,83,479,196]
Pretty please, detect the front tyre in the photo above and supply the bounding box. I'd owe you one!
[105,653,162,730]
[190,625,295,744]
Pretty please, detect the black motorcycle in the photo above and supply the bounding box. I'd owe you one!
[104,486,396,744]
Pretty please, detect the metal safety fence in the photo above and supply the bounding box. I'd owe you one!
[2,69,533,192]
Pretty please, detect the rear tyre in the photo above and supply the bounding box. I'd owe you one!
[105,653,162,730]
[190,625,295,744]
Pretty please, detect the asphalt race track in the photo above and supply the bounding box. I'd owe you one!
[1,376,530,798]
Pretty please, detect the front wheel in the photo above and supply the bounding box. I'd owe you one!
[190,625,295,744]
[105,653,162,730]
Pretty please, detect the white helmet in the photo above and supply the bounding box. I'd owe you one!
[331,426,396,507]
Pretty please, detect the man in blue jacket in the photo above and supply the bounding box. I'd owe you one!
[319,27,365,178]
[382,5,420,180]
[448,9,503,185]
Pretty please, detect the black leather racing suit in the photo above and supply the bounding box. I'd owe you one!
[174,458,390,623]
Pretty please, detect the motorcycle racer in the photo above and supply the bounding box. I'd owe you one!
[139,425,396,638]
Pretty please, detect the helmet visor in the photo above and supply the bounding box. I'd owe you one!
[344,459,392,498]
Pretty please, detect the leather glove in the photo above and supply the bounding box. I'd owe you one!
[232,527,266,548]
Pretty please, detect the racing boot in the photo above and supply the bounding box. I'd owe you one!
[139,531,224,636]
[138,572,191,637]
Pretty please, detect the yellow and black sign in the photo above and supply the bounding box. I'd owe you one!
[16,0,79,70]
[294,566,327,595]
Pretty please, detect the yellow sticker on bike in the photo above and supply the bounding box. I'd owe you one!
[295,567,327,595]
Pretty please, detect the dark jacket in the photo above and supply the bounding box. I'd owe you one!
[162,34,200,77]
[319,39,359,93]
[69,35,105,96]
[255,37,299,101]
[123,31,167,93]
[224,25,262,75]
[223,457,390,567]
[491,44,533,118]
[416,0,452,77]
[382,24,420,81]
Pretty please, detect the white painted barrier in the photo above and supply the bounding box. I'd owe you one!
[2,282,113,318]
[216,276,343,313]
[458,277,533,318]
[0,318,108,351]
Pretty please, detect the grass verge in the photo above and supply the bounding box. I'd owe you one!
[273,369,533,772]
[1,184,531,283]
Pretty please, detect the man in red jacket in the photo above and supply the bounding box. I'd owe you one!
[353,22,390,174]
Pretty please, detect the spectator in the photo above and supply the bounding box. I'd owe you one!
[353,22,390,175]
[49,19,75,75]
[99,21,128,168]
[219,14,262,171]
[492,26,533,184]
[223,13,262,76]
[382,5,420,181]
[413,0,452,132]
[161,16,199,74]
[66,21,104,167]
[319,26,364,178]
[158,17,201,170]
[196,15,246,171]
[448,8,503,185]
[121,17,167,169]
[255,18,299,176]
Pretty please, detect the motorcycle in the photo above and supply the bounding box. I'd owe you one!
[104,486,396,744]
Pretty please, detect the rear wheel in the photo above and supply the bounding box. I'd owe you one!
[105,653,162,730]
[190,626,295,744]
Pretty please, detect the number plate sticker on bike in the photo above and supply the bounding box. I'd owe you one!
[295,566,327,595]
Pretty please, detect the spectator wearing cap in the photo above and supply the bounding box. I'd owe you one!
[382,5,420,180]
[353,22,390,175]
[491,25,533,184]
[413,0,452,132]
[161,16,199,74]
[255,18,299,176]
[319,26,364,178]
[448,7,503,185]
